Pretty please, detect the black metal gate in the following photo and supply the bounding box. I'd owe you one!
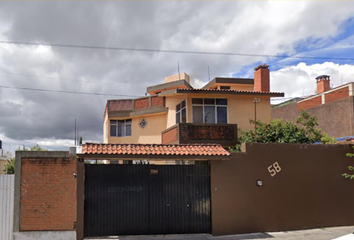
[84,164,211,237]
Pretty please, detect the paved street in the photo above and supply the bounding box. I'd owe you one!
[85,226,354,240]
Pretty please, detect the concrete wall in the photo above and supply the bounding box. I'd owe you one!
[107,113,167,144]
[210,143,354,235]
[271,101,298,122]
[272,96,354,138]
[306,96,354,138]
[14,151,76,240]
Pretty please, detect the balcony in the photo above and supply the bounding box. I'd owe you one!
[161,123,238,147]
[106,96,167,118]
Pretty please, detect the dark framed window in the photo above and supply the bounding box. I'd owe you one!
[110,119,132,137]
[192,98,228,124]
[176,100,186,124]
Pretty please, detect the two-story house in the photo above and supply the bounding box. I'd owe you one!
[103,64,284,147]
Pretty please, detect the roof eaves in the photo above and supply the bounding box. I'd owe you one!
[202,78,254,89]
[176,88,284,97]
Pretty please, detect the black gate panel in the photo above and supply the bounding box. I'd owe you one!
[84,164,211,237]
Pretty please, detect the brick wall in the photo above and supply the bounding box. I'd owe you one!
[134,98,149,109]
[325,87,349,103]
[298,96,322,111]
[162,126,179,144]
[151,96,164,107]
[20,157,77,231]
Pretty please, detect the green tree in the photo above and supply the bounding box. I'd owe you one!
[231,111,335,152]
[4,144,47,174]
[343,147,354,180]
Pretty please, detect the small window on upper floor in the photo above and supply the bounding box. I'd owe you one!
[176,100,187,124]
[110,119,132,137]
[220,86,231,90]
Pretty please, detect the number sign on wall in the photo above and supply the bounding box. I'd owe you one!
[268,162,281,177]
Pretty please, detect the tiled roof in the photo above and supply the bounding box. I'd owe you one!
[176,88,284,96]
[81,143,230,156]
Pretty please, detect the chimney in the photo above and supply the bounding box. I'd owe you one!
[316,75,331,94]
[254,64,270,92]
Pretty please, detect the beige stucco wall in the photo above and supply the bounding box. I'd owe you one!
[103,115,109,143]
[228,96,271,131]
[107,113,167,144]
[165,95,188,128]
[185,94,271,131]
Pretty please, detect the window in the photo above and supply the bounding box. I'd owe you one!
[192,98,227,124]
[176,100,186,124]
[110,119,132,137]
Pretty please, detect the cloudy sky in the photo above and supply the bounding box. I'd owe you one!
[1,1,354,154]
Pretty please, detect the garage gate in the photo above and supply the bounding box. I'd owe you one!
[84,163,211,237]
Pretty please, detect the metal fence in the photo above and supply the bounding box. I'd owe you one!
[0,175,14,240]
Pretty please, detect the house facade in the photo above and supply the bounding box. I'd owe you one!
[272,75,354,139]
[103,64,284,146]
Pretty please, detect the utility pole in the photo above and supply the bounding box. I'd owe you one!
[253,98,261,142]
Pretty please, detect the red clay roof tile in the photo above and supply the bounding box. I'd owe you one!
[81,143,230,156]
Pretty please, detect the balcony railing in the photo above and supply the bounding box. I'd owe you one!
[162,123,238,147]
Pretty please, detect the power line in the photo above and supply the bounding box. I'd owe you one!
[0,71,146,88]
[1,40,354,61]
[0,85,143,97]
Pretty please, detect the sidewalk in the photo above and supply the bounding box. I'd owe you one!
[85,226,354,240]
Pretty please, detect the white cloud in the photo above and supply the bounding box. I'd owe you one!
[0,1,354,150]
[271,62,354,100]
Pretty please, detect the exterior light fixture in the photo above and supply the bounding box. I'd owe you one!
[139,118,148,129]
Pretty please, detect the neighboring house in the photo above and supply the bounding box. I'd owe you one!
[272,75,354,139]
[0,141,7,174]
[103,64,284,147]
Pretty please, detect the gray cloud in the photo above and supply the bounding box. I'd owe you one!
[0,1,354,151]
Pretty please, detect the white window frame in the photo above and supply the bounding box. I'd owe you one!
[192,98,228,124]
[176,100,187,124]
[110,119,132,137]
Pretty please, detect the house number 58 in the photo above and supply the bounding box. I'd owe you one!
[268,162,281,177]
